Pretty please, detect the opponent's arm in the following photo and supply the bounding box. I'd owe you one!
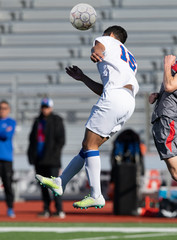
[65,65,103,96]
[163,55,177,92]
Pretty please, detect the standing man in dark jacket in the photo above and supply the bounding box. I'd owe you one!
[27,98,65,218]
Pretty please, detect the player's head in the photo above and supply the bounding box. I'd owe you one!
[103,25,127,44]
[0,100,10,119]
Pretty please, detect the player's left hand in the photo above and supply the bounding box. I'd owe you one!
[65,65,84,81]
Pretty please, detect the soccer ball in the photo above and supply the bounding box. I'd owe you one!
[70,3,97,31]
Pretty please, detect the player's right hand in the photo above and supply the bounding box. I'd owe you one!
[65,65,84,81]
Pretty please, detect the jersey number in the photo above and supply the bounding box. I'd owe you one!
[120,45,137,72]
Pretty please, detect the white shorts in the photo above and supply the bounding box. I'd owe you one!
[85,88,135,138]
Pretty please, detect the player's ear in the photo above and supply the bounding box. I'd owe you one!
[110,32,116,38]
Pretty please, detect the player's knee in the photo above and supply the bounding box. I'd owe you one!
[82,140,97,151]
[82,140,89,151]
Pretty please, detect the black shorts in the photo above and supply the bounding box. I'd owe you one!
[152,117,177,160]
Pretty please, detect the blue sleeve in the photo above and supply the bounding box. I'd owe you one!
[0,119,16,141]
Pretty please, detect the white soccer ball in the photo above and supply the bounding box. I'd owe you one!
[70,3,97,31]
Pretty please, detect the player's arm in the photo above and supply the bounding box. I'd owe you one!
[163,55,177,92]
[90,40,105,63]
[0,121,16,141]
[65,65,103,96]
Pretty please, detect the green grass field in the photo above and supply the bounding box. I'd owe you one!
[0,222,177,240]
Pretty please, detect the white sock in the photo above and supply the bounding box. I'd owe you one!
[85,150,102,199]
[60,149,85,192]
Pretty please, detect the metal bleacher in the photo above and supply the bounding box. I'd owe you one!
[0,34,86,46]
[121,0,177,7]
[0,0,176,157]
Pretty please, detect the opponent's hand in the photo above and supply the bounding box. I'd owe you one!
[149,93,159,104]
[65,65,84,81]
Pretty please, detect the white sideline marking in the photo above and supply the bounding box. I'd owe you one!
[0,227,177,233]
[124,233,177,238]
[60,233,177,240]
[58,233,177,240]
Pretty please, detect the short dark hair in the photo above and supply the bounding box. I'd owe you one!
[0,100,9,106]
[103,25,127,44]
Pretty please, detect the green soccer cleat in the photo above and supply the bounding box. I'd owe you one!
[35,174,63,196]
[73,194,105,209]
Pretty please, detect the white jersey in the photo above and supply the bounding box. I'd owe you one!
[85,36,138,137]
[94,36,139,96]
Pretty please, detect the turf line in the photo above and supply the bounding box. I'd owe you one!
[58,232,177,240]
[0,227,177,233]
[124,232,177,238]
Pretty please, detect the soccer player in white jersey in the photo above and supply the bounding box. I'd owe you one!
[36,25,139,209]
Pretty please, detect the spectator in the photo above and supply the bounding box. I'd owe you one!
[27,98,65,218]
[0,100,16,218]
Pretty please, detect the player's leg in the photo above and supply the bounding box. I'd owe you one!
[164,156,177,181]
[83,128,108,199]
[60,149,85,191]
[73,128,107,209]
[152,117,177,182]
[73,89,135,208]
